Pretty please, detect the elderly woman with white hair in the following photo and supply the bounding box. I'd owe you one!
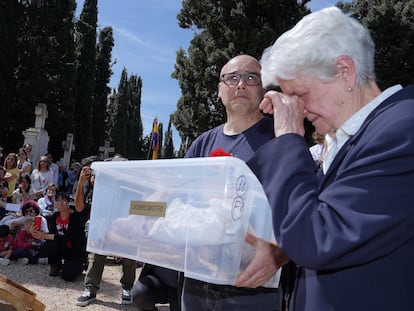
[241,7,414,311]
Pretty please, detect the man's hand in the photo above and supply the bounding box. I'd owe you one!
[235,233,289,288]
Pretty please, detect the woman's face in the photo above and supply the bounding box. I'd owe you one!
[46,187,56,198]
[5,154,16,169]
[278,75,348,135]
[21,178,30,189]
[25,207,38,217]
[18,149,25,160]
[39,157,49,170]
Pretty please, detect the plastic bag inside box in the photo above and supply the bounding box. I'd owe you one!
[87,156,280,287]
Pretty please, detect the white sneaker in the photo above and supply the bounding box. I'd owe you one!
[76,289,96,307]
[121,289,132,305]
[17,258,29,265]
[0,258,10,265]
[37,257,48,264]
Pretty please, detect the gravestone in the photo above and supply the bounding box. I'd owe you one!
[61,133,75,169]
[99,141,115,160]
[22,103,49,167]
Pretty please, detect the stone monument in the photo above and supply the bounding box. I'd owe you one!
[61,133,75,169]
[98,141,115,160]
[22,103,50,167]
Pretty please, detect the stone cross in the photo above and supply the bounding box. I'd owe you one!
[99,141,115,159]
[61,133,75,169]
[34,103,48,129]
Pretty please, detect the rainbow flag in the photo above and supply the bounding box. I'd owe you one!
[149,117,159,160]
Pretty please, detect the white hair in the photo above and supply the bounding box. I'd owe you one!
[260,7,376,87]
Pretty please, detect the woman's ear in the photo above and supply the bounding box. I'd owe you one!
[335,55,357,90]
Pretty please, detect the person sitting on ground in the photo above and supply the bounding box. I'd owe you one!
[3,152,19,202]
[31,191,86,281]
[0,166,10,219]
[37,183,58,227]
[0,224,15,265]
[1,200,49,234]
[66,162,81,196]
[17,148,31,177]
[22,143,33,169]
[46,153,59,186]
[11,216,47,265]
[30,156,54,199]
[12,174,36,205]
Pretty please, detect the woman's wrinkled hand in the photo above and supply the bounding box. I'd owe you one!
[260,91,305,137]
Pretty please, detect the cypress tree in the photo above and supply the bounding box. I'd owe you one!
[74,0,97,158]
[94,26,114,153]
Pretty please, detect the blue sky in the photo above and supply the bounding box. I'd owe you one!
[75,0,337,148]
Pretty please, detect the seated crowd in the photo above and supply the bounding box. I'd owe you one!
[0,143,87,278]
[0,144,176,309]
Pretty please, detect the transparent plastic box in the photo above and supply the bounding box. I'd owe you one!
[87,157,280,287]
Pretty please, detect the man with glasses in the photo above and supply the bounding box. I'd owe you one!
[176,54,290,311]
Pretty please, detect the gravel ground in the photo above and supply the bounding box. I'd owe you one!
[0,258,170,311]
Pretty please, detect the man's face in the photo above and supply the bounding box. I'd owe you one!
[218,56,265,116]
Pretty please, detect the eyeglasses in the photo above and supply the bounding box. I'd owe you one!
[39,160,48,163]
[56,199,67,204]
[220,72,261,86]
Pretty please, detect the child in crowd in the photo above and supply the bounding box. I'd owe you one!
[12,216,47,265]
[38,183,57,229]
[0,224,15,265]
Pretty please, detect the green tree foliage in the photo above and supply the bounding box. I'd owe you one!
[73,0,97,159]
[93,26,114,153]
[107,68,145,159]
[338,0,414,88]
[157,122,163,160]
[0,0,18,153]
[172,0,310,154]
[162,118,175,159]
[127,74,145,159]
[3,0,77,156]
[110,68,129,156]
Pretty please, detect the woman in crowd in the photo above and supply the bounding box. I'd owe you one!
[3,153,19,202]
[1,200,48,233]
[31,191,86,281]
[23,144,33,168]
[38,183,57,217]
[12,174,35,204]
[0,167,9,219]
[17,148,31,177]
[31,155,54,199]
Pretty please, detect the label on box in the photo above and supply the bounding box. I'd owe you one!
[129,200,167,217]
